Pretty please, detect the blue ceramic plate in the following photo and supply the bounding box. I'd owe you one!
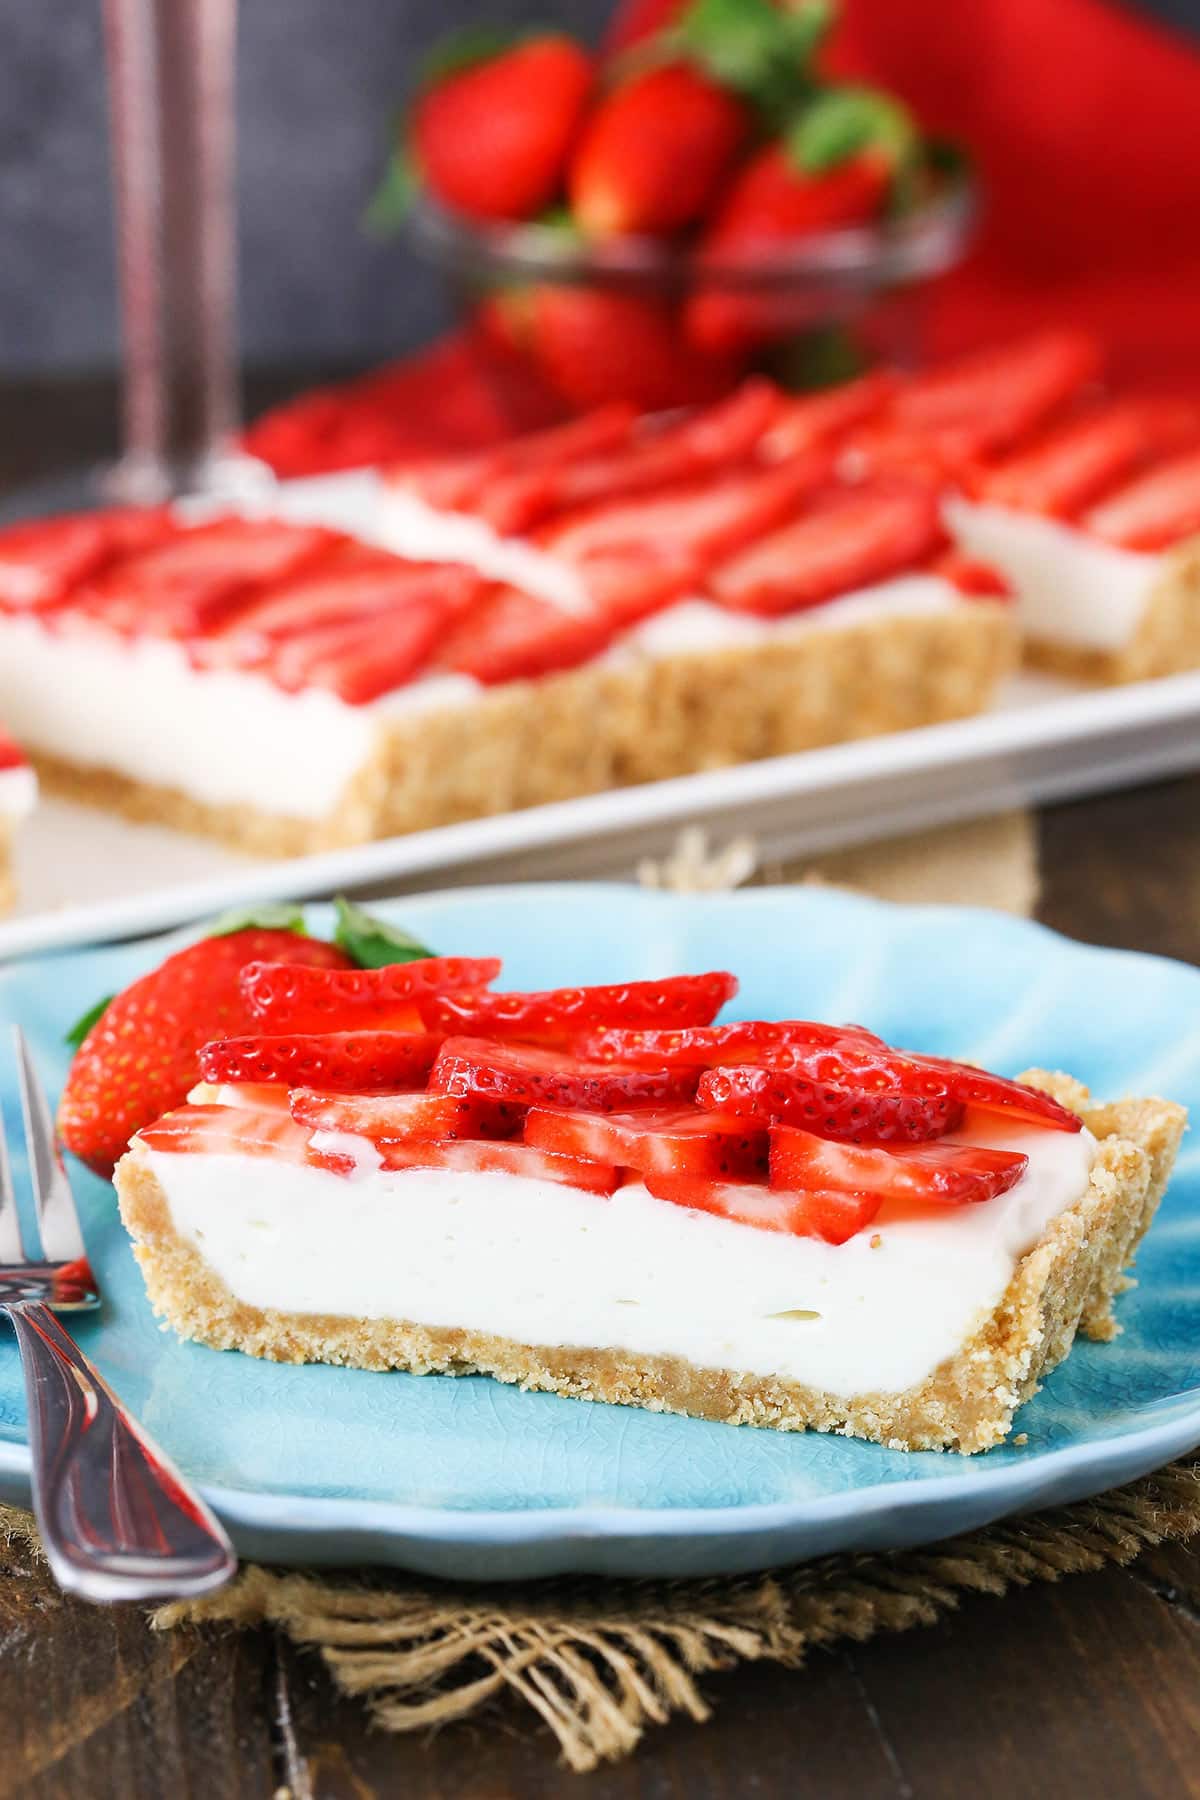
[0,884,1198,1580]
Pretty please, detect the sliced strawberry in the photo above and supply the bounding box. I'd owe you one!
[0,507,173,611]
[477,381,780,535]
[421,972,738,1045]
[524,1104,768,1179]
[769,1127,1028,1206]
[708,482,947,615]
[197,556,478,670]
[390,405,636,512]
[76,518,337,637]
[931,552,1012,600]
[576,1019,883,1067]
[642,1170,882,1245]
[289,1087,519,1141]
[374,1135,619,1194]
[700,1039,1079,1139]
[197,1082,292,1112]
[199,1031,441,1092]
[899,1054,1081,1132]
[697,1064,962,1143]
[536,453,832,570]
[1081,449,1200,551]
[0,729,27,772]
[241,956,501,1031]
[267,572,478,701]
[572,546,699,628]
[964,400,1200,519]
[892,331,1101,457]
[430,1037,701,1111]
[438,584,614,685]
[760,374,898,461]
[135,1102,348,1173]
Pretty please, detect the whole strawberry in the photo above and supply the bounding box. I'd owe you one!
[569,62,748,238]
[58,926,352,1177]
[411,35,593,222]
[528,286,741,411]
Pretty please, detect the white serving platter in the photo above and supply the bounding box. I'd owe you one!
[4,664,1200,963]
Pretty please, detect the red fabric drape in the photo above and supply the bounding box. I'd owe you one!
[827,0,1200,383]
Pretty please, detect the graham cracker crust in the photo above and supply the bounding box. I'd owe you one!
[1025,537,1200,686]
[114,1072,1185,1453]
[34,601,1015,858]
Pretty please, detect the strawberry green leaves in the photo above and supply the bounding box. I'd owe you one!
[789,86,916,177]
[64,994,115,1051]
[207,902,309,939]
[332,896,436,969]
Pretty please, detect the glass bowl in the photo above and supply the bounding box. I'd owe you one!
[408,165,977,393]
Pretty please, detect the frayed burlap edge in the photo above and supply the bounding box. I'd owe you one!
[5,1458,1199,1774]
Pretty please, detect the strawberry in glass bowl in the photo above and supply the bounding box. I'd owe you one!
[373,0,976,411]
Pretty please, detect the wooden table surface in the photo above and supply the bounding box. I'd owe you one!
[4,379,1200,1799]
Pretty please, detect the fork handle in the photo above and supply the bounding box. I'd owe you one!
[10,1301,235,1601]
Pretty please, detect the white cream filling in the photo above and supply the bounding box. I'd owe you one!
[945,495,1162,652]
[0,616,477,819]
[143,1117,1095,1398]
[0,763,36,821]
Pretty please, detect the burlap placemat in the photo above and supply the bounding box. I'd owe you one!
[22,807,1190,1775]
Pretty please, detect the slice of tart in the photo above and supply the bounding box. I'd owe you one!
[114,956,1185,1453]
[0,729,36,913]
[831,332,1200,684]
[0,388,1016,857]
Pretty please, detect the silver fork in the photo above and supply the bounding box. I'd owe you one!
[0,1027,235,1602]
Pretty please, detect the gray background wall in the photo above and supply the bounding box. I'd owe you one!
[0,0,1193,378]
[0,0,609,377]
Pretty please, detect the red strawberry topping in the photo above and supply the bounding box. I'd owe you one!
[199,1032,442,1092]
[523,1105,767,1179]
[641,1171,883,1246]
[964,401,1200,519]
[421,972,737,1045]
[0,507,174,612]
[891,331,1101,459]
[576,1019,883,1067]
[136,1102,344,1172]
[438,584,614,685]
[708,482,947,614]
[75,518,336,637]
[0,729,27,772]
[390,406,636,513]
[769,1127,1028,1207]
[1081,449,1200,551]
[57,927,352,1176]
[430,1037,701,1111]
[289,1088,519,1142]
[537,454,832,571]
[241,955,502,1031]
[476,381,779,534]
[375,1135,619,1194]
[699,1063,963,1143]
